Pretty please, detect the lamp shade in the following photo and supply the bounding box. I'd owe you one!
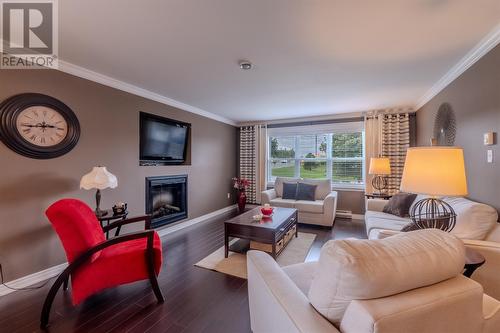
[369,157,391,175]
[80,166,118,190]
[400,147,467,196]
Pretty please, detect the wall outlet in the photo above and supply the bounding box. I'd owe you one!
[227,193,231,199]
[487,150,493,163]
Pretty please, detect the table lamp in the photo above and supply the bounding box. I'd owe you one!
[80,166,118,217]
[400,147,467,232]
[368,157,391,194]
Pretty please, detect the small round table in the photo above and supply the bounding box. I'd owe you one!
[96,209,129,239]
[365,193,392,200]
[464,247,485,278]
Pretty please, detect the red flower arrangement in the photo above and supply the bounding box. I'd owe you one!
[232,177,250,192]
[232,177,250,213]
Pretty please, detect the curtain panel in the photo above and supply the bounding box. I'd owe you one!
[365,111,411,195]
[382,113,410,195]
[239,125,267,204]
[364,115,383,193]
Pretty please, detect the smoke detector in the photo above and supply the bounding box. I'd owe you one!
[239,61,253,70]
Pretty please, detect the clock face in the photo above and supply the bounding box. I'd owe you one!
[16,106,69,147]
[0,93,80,159]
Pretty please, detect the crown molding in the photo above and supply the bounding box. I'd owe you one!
[416,24,500,110]
[57,61,236,126]
[0,41,236,126]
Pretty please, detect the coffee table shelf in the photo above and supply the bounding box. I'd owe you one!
[224,207,298,259]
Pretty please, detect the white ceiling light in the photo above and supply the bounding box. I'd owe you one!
[239,61,253,70]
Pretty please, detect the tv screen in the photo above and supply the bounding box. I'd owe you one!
[140,112,190,165]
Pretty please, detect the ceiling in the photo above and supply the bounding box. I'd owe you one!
[59,0,500,124]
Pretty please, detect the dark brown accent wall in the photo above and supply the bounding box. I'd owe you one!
[416,44,500,212]
[0,69,237,281]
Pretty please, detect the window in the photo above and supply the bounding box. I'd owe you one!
[267,123,364,188]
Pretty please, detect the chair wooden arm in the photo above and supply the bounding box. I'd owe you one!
[102,214,152,233]
[41,230,160,329]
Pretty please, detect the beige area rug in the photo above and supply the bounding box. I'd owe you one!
[194,232,316,279]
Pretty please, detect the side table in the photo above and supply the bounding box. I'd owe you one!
[96,209,129,239]
[464,247,485,278]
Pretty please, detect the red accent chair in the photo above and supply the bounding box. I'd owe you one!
[40,199,164,329]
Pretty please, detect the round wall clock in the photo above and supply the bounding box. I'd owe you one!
[0,93,80,159]
[433,103,456,146]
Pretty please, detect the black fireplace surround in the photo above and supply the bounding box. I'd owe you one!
[145,175,188,228]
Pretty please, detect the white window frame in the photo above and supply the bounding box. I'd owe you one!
[267,122,365,190]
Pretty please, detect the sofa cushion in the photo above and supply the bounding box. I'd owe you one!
[300,179,331,200]
[443,196,498,240]
[365,210,410,223]
[382,193,417,217]
[270,198,296,208]
[274,177,300,197]
[307,229,465,325]
[365,212,410,239]
[282,182,298,200]
[296,183,317,201]
[295,200,324,214]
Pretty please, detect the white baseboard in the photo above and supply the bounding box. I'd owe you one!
[156,204,237,238]
[0,204,237,298]
[0,262,68,297]
[352,214,365,220]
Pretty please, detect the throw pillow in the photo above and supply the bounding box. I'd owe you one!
[383,192,418,217]
[282,182,298,200]
[401,222,420,232]
[295,183,317,201]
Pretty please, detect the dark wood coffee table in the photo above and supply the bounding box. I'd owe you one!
[224,207,298,259]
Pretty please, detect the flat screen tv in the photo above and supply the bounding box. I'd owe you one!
[140,112,190,165]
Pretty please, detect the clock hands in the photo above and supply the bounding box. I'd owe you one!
[21,122,65,131]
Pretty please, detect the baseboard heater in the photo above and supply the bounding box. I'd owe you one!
[336,209,353,219]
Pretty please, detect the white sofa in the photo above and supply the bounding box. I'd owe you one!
[366,196,500,300]
[261,177,338,227]
[247,230,500,333]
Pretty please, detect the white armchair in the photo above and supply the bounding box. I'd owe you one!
[247,230,500,333]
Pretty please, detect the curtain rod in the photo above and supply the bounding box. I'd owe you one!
[266,117,364,129]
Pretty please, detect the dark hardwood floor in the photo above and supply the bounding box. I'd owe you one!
[0,211,366,333]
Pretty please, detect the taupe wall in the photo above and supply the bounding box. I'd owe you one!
[336,190,365,215]
[416,44,500,212]
[0,70,237,281]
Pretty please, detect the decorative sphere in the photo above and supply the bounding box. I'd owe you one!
[409,198,456,232]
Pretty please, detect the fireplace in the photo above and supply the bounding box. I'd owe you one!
[145,175,187,228]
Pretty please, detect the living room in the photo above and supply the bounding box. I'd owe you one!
[0,1,499,332]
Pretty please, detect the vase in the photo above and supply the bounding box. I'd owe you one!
[237,190,247,213]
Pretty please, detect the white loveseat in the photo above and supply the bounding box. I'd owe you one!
[261,177,338,227]
[247,230,500,333]
[366,196,500,300]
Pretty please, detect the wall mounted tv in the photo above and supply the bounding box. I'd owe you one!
[140,112,190,166]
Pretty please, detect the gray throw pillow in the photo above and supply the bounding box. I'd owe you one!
[296,183,317,201]
[282,182,298,200]
[401,222,420,232]
[383,193,418,217]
